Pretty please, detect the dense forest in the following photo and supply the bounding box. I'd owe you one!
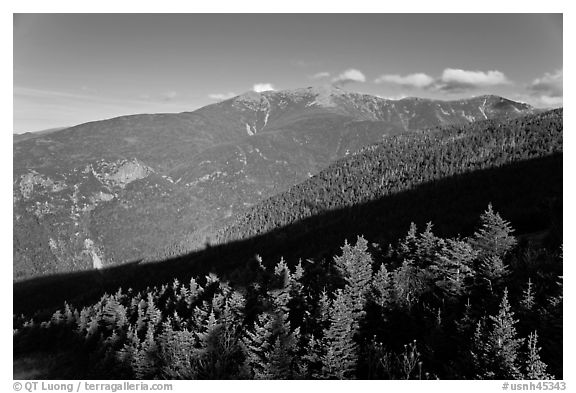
[213,109,562,248]
[13,207,562,379]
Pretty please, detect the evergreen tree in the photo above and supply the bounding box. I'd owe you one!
[372,263,393,310]
[478,255,509,293]
[321,289,357,379]
[471,204,517,259]
[520,278,535,312]
[132,322,160,379]
[398,222,418,258]
[472,288,524,379]
[242,312,274,378]
[156,319,198,379]
[102,298,128,332]
[415,223,445,268]
[243,261,302,379]
[393,260,433,309]
[525,331,552,380]
[333,236,373,320]
[430,239,476,299]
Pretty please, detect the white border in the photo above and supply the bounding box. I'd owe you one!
[3,3,572,390]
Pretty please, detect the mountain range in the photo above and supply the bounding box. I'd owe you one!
[13,86,538,280]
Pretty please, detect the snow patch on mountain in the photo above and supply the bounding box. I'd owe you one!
[479,97,488,119]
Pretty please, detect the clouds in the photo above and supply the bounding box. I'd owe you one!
[208,92,237,101]
[525,69,563,108]
[332,69,366,86]
[308,69,367,87]
[438,69,510,91]
[528,69,562,97]
[253,83,275,92]
[208,82,276,101]
[375,73,435,88]
[204,67,562,109]
[375,68,511,92]
[536,95,563,107]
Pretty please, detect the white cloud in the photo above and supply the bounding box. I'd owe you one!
[372,68,509,92]
[332,69,366,86]
[374,73,435,88]
[537,95,563,107]
[253,83,275,92]
[208,92,237,101]
[439,68,510,90]
[528,69,562,97]
[514,93,563,109]
[310,71,331,79]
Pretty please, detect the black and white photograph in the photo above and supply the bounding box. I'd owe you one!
[10,10,566,384]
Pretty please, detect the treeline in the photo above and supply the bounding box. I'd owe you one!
[214,109,562,246]
[14,206,562,379]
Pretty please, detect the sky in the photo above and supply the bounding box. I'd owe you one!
[13,13,563,133]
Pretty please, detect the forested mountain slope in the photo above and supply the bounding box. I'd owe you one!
[212,109,562,252]
[14,87,535,279]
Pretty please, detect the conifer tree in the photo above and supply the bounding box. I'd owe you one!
[372,263,393,309]
[472,288,524,379]
[116,324,141,377]
[102,298,128,332]
[77,307,90,335]
[321,289,357,379]
[430,239,476,299]
[398,222,418,258]
[196,292,246,379]
[520,278,535,311]
[157,318,198,379]
[318,289,332,328]
[415,222,445,268]
[132,322,160,379]
[478,255,509,293]
[525,331,552,380]
[242,312,274,378]
[243,262,302,379]
[471,204,517,259]
[455,298,475,336]
[393,260,433,309]
[333,236,373,320]
[145,292,162,330]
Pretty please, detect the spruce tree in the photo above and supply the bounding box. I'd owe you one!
[132,322,160,379]
[321,289,357,379]
[372,263,393,310]
[430,238,476,299]
[525,331,552,380]
[333,236,373,320]
[520,278,535,312]
[478,255,509,293]
[157,318,198,379]
[393,260,433,309]
[472,288,524,379]
[242,262,302,379]
[471,204,517,259]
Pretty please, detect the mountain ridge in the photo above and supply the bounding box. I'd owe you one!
[13,88,540,279]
